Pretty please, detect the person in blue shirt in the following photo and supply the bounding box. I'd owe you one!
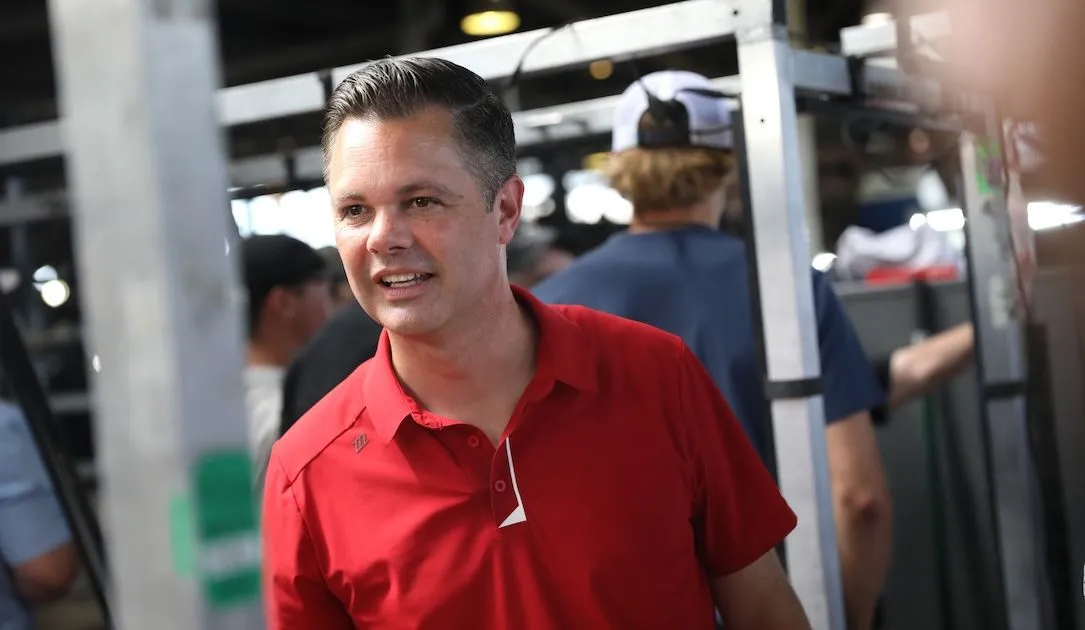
[0,400,78,630]
[532,70,892,630]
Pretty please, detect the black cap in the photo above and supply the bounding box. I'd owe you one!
[241,235,326,328]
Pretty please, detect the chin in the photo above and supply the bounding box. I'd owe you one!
[373,305,446,338]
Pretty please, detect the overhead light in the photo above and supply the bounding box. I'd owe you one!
[461,1,520,37]
[40,279,70,308]
[589,60,614,80]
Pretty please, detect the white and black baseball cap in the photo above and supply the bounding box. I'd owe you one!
[611,70,733,152]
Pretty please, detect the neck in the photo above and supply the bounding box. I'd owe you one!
[247,340,293,369]
[628,205,719,234]
[389,283,536,424]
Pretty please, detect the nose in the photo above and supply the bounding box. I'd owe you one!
[366,207,413,255]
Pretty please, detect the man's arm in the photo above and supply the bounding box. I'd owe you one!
[262,454,354,630]
[712,551,810,630]
[885,323,974,410]
[12,543,79,604]
[0,404,79,604]
[812,273,893,630]
[825,412,893,630]
[674,345,806,628]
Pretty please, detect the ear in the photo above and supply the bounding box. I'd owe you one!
[265,286,298,320]
[494,174,525,247]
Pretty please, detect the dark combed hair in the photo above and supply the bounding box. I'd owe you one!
[321,57,517,207]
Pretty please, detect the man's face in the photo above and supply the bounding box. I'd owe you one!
[327,108,523,337]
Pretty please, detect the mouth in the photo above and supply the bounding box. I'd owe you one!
[377,272,434,289]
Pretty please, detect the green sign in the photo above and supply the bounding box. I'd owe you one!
[189,449,262,609]
[975,140,1003,196]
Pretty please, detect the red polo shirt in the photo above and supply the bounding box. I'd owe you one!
[262,287,796,629]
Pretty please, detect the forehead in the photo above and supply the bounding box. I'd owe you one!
[327,109,470,189]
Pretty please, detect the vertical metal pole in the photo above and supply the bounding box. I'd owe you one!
[736,0,845,627]
[46,0,263,628]
[797,114,824,252]
[959,117,1046,630]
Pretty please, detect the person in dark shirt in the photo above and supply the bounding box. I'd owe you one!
[279,222,571,436]
[532,70,891,630]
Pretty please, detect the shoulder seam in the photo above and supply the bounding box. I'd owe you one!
[279,405,367,486]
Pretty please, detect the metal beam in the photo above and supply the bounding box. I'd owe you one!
[839,12,951,58]
[0,0,738,168]
[960,116,1048,630]
[737,22,845,630]
[0,49,944,226]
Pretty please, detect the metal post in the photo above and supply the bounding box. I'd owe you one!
[959,117,1046,630]
[46,0,263,628]
[736,1,844,628]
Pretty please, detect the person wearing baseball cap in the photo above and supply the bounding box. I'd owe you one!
[533,70,892,630]
[240,234,333,490]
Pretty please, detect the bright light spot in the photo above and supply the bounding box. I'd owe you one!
[812,252,837,272]
[523,174,555,208]
[0,269,19,293]
[461,10,520,37]
[40,279,70,308]
[32,265,58,284]
[247,195,284,235]
[523,174,557,222]
[909,213,928,230]
[589,60,614,80]
[566,184,631,225]
[926,208,965,232]
[602,193,634,225]
[91,355,101,373]
[862,12,893,26]
[1027,201,1083,231]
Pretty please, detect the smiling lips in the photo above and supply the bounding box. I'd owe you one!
[375,271,434,300]
[379,272,431,288]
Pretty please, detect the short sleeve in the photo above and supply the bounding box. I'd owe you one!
[678,346,798,577]
[0,404,72,566]
[262,455,353,630]
[812,272,886,423]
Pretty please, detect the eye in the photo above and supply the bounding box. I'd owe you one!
[409,197,440,209]
[342,205,364,217]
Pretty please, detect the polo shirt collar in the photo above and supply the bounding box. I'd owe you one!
[364,285,598,444]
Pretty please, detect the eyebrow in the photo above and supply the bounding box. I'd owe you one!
[334,180,462,205]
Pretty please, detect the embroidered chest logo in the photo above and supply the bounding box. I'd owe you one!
[353,432,369,453]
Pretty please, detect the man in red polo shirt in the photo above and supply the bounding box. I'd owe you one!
[261,57,811,630]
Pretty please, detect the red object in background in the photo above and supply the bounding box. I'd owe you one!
[865,265,961,286]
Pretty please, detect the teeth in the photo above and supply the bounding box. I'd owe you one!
[381,273,425,285]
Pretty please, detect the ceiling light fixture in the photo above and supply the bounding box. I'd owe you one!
[461,0,521,37]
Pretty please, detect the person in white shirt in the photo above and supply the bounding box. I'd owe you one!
[240,234,333,490]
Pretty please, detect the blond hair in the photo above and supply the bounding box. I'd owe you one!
[605,147,734,214]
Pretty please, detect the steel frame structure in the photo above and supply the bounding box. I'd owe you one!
[0,1,1042,629]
